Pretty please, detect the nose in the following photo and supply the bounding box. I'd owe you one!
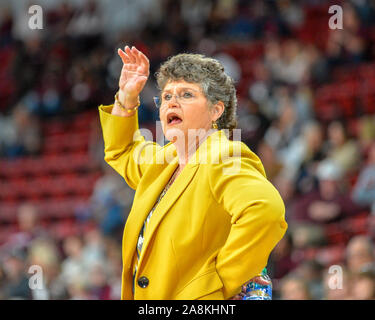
[167,94,180,108]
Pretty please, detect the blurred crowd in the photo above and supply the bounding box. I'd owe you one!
[0,203,123,299]
[1,0,375,299]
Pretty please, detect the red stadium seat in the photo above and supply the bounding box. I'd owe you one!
[325,223,350,246]
[343,213,370,237]
[0,203,18,223]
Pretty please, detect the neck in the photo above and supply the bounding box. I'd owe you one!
[173,129,216,168]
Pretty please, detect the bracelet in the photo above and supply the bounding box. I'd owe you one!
[114,91,140,114]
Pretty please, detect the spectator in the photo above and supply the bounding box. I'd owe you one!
[292,160,364,224]
[352,142,375,214]
[325,120,360,175]
[278,121,324,184]
[289,222,326,250]
[304,44,330,84]
[351,267,375,300]
[345,235,375,274]
[248,61,272,116]
[277,0,304,29]
[326,2,366,66]
[292,260,324,299]
[268,232,299,298]
[82,227,107,267]
[67,0,102,40]
[357,115,375,152]
[88,116,105,169]
[256,140,283,182]
[213,51,242,83]
[60,235,88,288]
[294,121,325,195]
[90,165,134,237]
[0,203,47,257]
[1,249,32,299]
[67,278,91,300]
[263,95,300,157]
[180,0,212,29]
[0,265,6,299]
[0,104,42,158]
[86,264,111,300]
[237,98,270,152]
[27,236,72,299]
[279,274,312,300]
[103,238,122,300]
[265,39,310,85]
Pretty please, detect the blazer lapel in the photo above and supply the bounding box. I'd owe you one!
[138,162,199,266]
[121,146,179,271]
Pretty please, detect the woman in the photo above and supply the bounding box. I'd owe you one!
[98,46,287,300]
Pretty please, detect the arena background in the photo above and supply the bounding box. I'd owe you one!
[1,0,375,300]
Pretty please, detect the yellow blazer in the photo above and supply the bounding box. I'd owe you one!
[99,105,288,300]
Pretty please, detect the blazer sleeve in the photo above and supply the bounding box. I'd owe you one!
[99,105,161,189]
[208,146,288,300]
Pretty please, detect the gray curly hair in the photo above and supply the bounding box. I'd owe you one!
[155,53,238,139]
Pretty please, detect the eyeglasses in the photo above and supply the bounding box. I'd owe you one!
[153,91,198,108]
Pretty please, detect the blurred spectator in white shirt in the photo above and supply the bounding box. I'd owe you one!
[0,104,42,158]
[325,121,360,175]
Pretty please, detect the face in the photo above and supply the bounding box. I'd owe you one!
[159,80,223,144]
[17,204,37,231]
[3,257,24,279]
[319,179,338,199]
[346,242,374,273]
[280,279,309,300]
[352,276,375,300]
[63,236,83,258]
[305,125,323,151]
[328,122,345,147]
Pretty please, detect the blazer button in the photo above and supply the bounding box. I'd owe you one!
[137,276,149,288]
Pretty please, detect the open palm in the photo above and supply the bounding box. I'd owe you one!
[118,46,150,102]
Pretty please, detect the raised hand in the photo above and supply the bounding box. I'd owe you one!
[117,46,150,109]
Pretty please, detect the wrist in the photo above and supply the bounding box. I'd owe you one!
[115,91,140,114]
[118,90,139,108]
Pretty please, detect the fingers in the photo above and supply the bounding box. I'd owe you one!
[118,49,130,64]
[229,292,246,300]
[133,47,150,68]
[125,46,137,63]
[244,276,270,287]
[118,45,149,69]
[253,276,271,286]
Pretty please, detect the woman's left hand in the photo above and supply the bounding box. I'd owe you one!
[228,276,271,300]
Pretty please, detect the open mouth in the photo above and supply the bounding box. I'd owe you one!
[167,113,183,125]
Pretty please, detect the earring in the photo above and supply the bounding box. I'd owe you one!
[212,121,218,129]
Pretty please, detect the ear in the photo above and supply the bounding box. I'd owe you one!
[211,101,225,122]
